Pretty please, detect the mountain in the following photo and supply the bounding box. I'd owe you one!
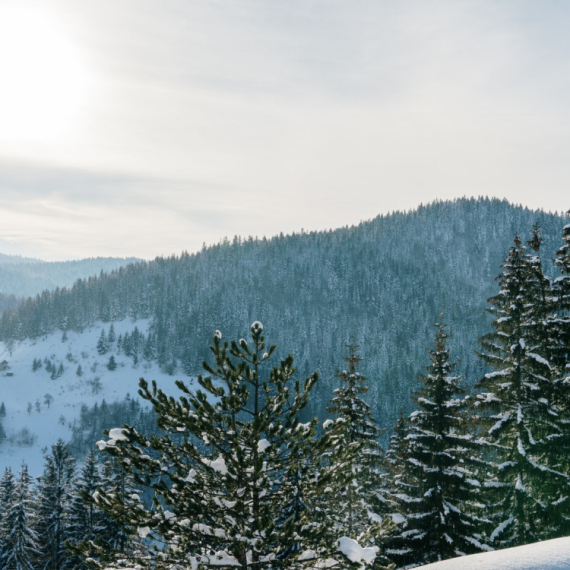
[0,254,141,298]
[0,198,566,432]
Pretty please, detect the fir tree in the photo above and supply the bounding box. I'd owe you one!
[81,323,373,570]
[0,468,16,552]
[66,450,104,570]
[326,342,393,552]
[108,324,116,344]
[106,356,117,371]
[0,402,5,417]
[475,234,568,546]
[388,318,490,567]
[76,365,83,377]
[0,463,40,570]
[96,330,109,356]
[551,211,570,374]
[36,440,76,570]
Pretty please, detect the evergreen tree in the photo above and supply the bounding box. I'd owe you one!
[66,450,104,570]
[388,318,490,567]
[0,463,40,570]
[0,402,5,417]
[108,324,116,344]
[326,342,393,549]
[96,330,109,356]
[81,323,374,570]
[36,440,76,570]
[76,365,83,377]
[142,333,157,362]
[106,356,117,371]
[475,233,568,546]
[551,212,570,373]
[0,468,16,552]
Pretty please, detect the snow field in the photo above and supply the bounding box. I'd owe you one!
[0,319,195,476]
[417,536,570,570]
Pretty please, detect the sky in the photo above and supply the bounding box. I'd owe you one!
[0,0,569,261]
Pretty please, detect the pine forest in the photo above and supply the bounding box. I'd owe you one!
[0,197,569,569]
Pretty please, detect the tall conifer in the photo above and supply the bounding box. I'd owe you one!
[388,318,490,567]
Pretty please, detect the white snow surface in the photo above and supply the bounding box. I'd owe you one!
[416,536,570,569]
[338,537,378,565]
[0,319,201,476]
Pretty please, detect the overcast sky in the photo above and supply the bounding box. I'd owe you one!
[0,0,568,260]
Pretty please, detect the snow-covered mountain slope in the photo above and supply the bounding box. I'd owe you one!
[0,319,197,477]
[417,536,570,569]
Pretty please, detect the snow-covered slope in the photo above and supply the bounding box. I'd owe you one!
[417,536,570,569]
[0,319,197,476]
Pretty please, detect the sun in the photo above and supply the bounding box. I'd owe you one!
[0,3,91,143]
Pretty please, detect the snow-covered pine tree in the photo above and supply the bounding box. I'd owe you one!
[551,213,570,377]
[325,342,394,563]
[82,322,374,570]
[66,450,104,570]
[387,318,490,568]
[96,330,109,356]
[36,440,76,570]
[94,455,140,556]
[475,233,568,546]
[0,463,40,570]
[544,215,570,535]
[0,468,16,556]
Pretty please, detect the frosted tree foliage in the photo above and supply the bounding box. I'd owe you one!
[475,230,569,546]
[326,342,394,564]
[84,323,379,569]
[387,318,490,567]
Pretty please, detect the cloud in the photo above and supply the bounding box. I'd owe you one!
[0,1,569,260]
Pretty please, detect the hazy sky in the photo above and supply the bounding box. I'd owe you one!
[0,0,568,260]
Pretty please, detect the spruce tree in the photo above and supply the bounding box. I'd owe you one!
[96,330,109,356]
[81,323,373,569]
[387,318,490,567]
[67,450,104,570]
[326,343,394,553]
[0,468,16,554]
[0,463,40,570]
[36,440,76,570]
[475,233,568,546]
[552,212,570,370]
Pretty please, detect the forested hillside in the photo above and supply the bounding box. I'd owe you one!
[0,198,565,425]
[0,254,140,298]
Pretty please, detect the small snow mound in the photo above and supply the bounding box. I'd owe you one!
[323,419,334,429]
[257,439,271,453]
[214,330,222,340]
[338,537,379,565]
[108,428,129,441]
[202,455,228,475]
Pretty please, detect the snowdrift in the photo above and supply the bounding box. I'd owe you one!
[417,536,570,569]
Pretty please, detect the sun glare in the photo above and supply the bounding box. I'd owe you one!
[0,3,91,143]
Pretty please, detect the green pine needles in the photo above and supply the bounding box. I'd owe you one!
[83,322,384,570]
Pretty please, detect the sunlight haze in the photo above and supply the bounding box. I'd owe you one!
[0,0,568,260]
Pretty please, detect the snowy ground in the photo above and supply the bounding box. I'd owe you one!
[417,536,570,569]
[0,319,198,476]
